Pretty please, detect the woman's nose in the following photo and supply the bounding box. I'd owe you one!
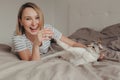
[32,20,37,26]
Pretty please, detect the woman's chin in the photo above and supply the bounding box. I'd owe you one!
[30,31,38,35]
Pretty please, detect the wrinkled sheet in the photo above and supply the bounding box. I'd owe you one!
[0,51,120,80]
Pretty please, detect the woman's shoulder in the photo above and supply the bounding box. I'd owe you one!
[12,34,26,40]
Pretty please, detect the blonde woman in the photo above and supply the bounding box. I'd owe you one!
[12,2,86,61]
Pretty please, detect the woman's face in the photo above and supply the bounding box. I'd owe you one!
[20,7,40,35]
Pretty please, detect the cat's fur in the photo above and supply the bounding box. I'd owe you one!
[42,40,103,66]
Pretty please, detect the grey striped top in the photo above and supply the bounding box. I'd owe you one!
[12,24,62,54]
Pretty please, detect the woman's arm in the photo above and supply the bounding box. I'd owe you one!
[18,49,32,61]
[18,36,42,61]
[18,44,41,61]
[60,35,105,60]
[31,42,41,60]
[60,35,86,48]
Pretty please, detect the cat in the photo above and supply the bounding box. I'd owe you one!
[41,40,104,66]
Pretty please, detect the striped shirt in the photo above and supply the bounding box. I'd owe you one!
[12,24,62,54]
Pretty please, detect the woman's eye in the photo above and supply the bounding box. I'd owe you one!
[36,16,39,19]
[26,18,31,20]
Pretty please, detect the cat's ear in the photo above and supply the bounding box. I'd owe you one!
[97,37,102,44]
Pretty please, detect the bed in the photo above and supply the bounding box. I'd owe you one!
[0,23,120,80]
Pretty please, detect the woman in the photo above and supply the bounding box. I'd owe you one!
[12,2,86,61]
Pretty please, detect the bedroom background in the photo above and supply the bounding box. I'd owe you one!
[0,0,120,46]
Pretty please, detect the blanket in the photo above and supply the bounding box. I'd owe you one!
[0,50,120,80]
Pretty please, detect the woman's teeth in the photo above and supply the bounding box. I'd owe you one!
[30,27,37,30]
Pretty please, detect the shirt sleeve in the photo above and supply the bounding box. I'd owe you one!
[12,35,27,52]
[44,24,62,40]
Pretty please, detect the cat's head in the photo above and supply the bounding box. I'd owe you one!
[87,39,104,53]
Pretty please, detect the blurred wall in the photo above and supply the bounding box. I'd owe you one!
[0,0,120,45]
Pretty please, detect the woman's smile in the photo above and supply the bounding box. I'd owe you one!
[30,26,39,32]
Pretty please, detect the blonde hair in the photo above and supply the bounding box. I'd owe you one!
[16,2,44,35]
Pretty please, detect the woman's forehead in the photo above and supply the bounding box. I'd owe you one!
[22,7,38,17]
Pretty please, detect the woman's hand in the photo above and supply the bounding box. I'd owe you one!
[42,28,54,39]
[34,28,54,46]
